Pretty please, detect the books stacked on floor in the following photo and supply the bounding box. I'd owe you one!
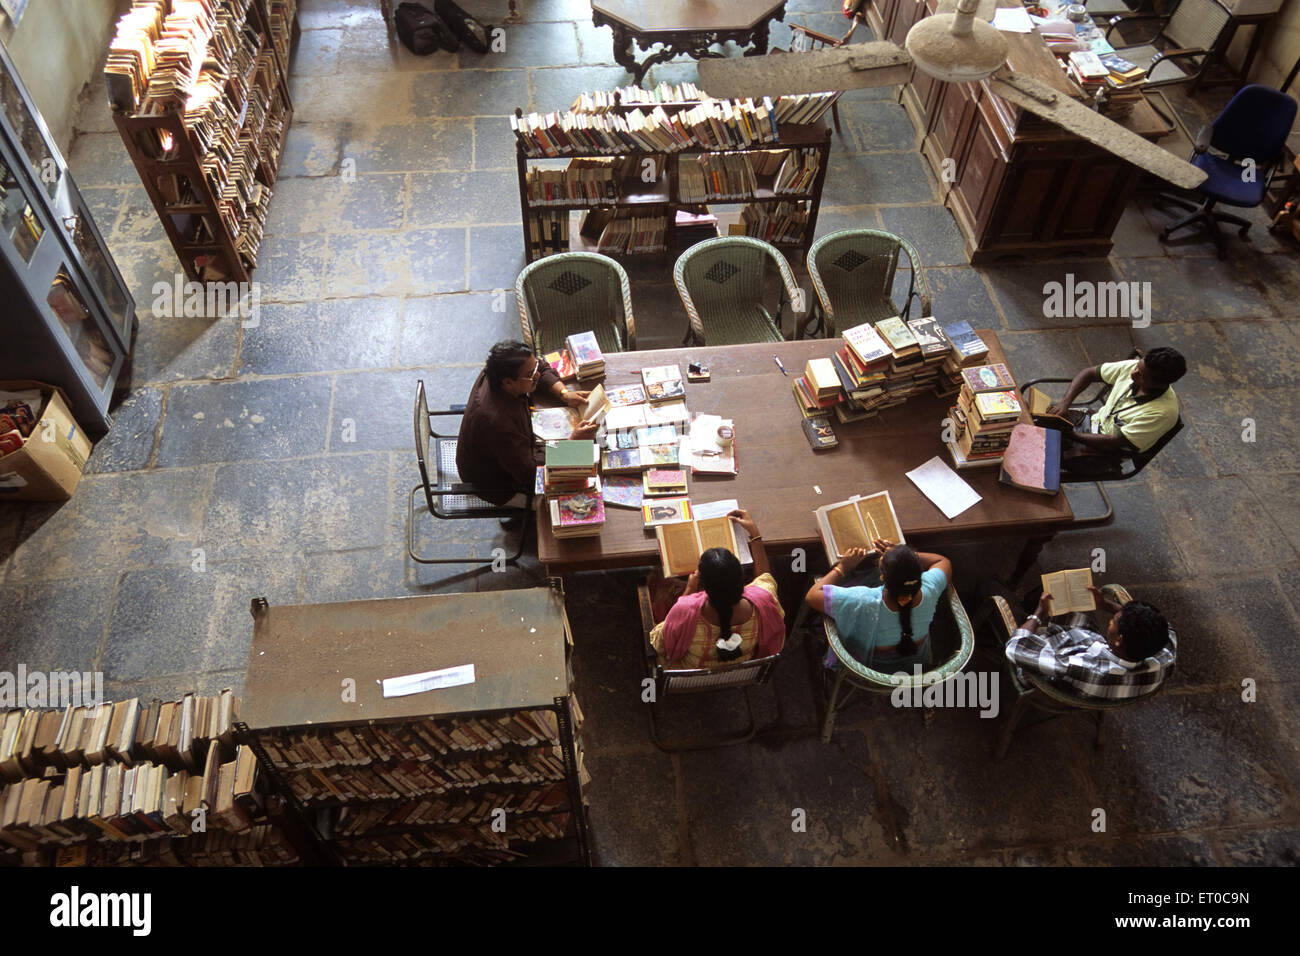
[566,331,605,381]
[527,209,570,256]
[677,152,759,201]
[772,91,842,127]
[774,147,821,195]
[525,156,636,205]
[948,362,1023,468]
[732,200,809,244]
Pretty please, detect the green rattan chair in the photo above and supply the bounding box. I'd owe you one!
[515,251,636,355]
[805,229,932,338]
[987,584,1171,760]
[673,236,800,346]
[818,583,975,743]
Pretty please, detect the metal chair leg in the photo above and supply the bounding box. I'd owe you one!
[407,485,528,566]
[1063,482,1114,526]
[821,667,848,744]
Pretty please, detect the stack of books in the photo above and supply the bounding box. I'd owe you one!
[643,468,688,497]
[937,319,991,397]
[641,365,685,403]
[566,331,605,381]
[548,488,605,538]
[571,81,705,112]
[543,439,597,490]
[677,153,759,202]
[734,200,810,244]
[1067,50,1109,97]
[793,356,845,418]
[948,362,1023,468]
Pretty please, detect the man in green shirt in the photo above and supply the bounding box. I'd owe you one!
[1047,347,1185,475]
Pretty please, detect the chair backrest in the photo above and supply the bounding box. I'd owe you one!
[1162,0,1230,54]
[413,379,435,513]
[824,583,975,691]
[806,228,929,334]
[1123,415,1183,477]
[657,654,780,695]
[673,235,797,343]
[1208,84,1299,166]
[515,251,632,355]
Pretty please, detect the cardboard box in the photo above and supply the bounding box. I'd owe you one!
[0,381,93,501]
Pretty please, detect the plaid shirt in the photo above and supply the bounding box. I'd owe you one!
[1005,615,1176,700]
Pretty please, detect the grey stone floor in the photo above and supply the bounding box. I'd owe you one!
[3,0,1298,865]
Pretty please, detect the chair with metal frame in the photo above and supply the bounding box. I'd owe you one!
[515,251,636,356]
[1104,0,1233,95]
[636,580,783,752]
[1019,351,1184,526]
[983,584,1169,761]
[816,582,975,744]
[408,379,532,566]
[673,236,801,346]
[804,228,931,339]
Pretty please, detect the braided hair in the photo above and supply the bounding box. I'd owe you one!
[698,548,745,661]
[881,546,925,656]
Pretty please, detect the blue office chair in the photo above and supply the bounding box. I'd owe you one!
[1155,84,1299,258]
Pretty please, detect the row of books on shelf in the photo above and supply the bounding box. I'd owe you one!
[675,147,820,201]
[792,317,991,426]
[524,155,642,206]
[334,815,572,864]
[515,92,823,158]
[259,710,567,771]
[570,84,841,128]
[527,209,570,256]
[265,0,296,70]
[326,781,570,837]
[36,824,297,866]
[0,692,239,781]
[587,209,668,254]
[733,200,810,245]
[0,744,259,851]
[284,746,571,805]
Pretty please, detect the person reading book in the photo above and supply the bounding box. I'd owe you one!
[457,341,598,506]
[1004,587,1176,701]
[805,540,951,671]
[649,510,785,670]
[1045,347,1185,476]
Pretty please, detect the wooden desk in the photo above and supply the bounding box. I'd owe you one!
[537,334,1074,576]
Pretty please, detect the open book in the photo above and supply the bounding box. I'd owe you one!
[1025,386,1074,430]
[530,385,610,440]
[581,384,610,426]
[814,491,905,561]
[655,514,749,577]
[1041,568,1096,615]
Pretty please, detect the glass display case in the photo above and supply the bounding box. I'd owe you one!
[0,42,134,437]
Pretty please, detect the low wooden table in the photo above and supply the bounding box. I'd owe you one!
[537,334,1075,578]
[590,0,787,86]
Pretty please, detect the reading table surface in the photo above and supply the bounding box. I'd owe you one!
[535,331,1074,574]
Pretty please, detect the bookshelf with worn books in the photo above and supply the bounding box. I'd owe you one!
[105,0,297,284]
[513,84,834,263]
[238,585,592,866]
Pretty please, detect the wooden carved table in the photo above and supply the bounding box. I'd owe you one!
[590,0,787,87]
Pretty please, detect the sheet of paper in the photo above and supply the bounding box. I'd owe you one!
[691,498,753,564]
[906,456,982,520]
[992,7,1032,32]
[382,663,476,698]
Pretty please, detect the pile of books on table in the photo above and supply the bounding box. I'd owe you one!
[947,362,1023,469]
[544,440,604,537]
[566,331,605,382]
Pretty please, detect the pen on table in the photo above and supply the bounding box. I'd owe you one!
[772,354,788,376]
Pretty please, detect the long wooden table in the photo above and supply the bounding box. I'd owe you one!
[536,333,1073,576]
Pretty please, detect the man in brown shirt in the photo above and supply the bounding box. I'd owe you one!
[456,341,598,506]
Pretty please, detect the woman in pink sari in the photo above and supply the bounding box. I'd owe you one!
[649,509,785,669]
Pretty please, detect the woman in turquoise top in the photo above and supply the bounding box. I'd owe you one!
[804,539,952,670]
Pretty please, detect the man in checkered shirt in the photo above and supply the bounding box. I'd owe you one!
[1005,586,1176,700]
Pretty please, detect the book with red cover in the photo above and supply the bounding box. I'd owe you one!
[999,423,1061,495]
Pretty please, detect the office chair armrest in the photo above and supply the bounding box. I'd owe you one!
[427,404,467,416]
[427,482,514,497]
[1193,123,1213,155]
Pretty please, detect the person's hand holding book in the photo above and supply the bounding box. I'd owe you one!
[1086,585,1123,615]
[571,419,599,440]
[727,508,759,540]
[838,546,874,572]
[562,389,590,409]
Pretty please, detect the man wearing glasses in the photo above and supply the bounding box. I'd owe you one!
[456,340,599,506]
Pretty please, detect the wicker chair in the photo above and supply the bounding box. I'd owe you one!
[407,380,532,566]
[515,251,636,356]
[986,585,1170,760]
[673,236,801,346]
[805,229,931,339]
[818,583,975,744]
[636,581,783,752]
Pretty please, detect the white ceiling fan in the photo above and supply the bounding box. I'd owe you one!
[697,0,1207,190]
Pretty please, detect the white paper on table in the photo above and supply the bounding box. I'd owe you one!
[906,456,982,520]
[685,414,737,473]
[382,663,476,698]
[992,7,1032,32]
[691,498,753,565]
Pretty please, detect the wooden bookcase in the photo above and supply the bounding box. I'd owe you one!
[238,585,591,867]
[108,0,296,284]
[514,99,831,264]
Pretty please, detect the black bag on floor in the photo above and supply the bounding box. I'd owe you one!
[395,2,457,54]
[434,0,491,54]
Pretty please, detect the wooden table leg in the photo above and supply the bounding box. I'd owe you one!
[1009,533,1053,587]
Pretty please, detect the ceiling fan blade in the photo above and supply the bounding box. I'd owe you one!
[697,43,912,99]
[936,0,999,20]
[988,70,1207,190]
